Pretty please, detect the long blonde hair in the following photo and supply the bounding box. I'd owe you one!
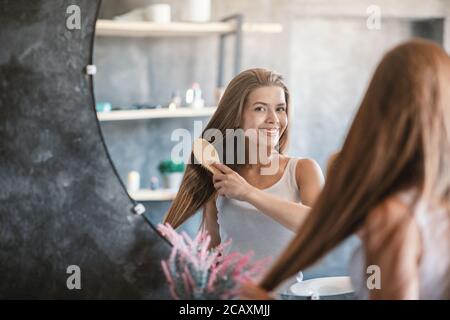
[261,39,450,290]
[164,68,291,228]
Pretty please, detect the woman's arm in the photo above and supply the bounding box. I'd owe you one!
[295,158,325,207]
[202,195,221,249]
[362,197,422,300]
[244,188,310,231]
[211,161,323,232]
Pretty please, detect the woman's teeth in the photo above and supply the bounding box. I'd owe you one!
[261,128,279,135]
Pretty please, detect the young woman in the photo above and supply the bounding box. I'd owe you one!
[163,68,324,262]
[227,39,450,300]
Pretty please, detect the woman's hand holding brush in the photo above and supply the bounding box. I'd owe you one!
[211,163,256,201]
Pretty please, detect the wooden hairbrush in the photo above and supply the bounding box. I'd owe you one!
[192,138,221,175]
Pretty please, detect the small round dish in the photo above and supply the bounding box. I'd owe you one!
[289,276,354,299]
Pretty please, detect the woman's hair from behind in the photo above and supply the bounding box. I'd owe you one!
[261,39,450,291]
[163,68,291,229]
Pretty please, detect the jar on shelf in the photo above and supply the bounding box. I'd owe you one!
[127,171,140,192]
[143,4,171,23]
[180,0,211,23]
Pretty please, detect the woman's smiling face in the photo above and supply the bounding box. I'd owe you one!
[240,86,288,149]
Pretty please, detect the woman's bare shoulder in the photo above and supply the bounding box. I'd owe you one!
[294,158,324,185]
[366,195,412,230]
[362,194,421,253]
[296,158,322,173]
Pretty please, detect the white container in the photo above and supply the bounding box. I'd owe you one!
[186,82,204,109]
[143,4,171,23]
[127,171,141,192]
[162,172,183,190]
[181,0,211,22]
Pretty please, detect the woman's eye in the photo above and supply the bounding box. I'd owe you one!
[276,107,286,112]
[254,106,265,111]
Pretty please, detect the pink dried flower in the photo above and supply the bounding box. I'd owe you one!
[157,223,271,300]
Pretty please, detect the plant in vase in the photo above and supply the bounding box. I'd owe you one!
[158,223,271,300]
[158,160,185,190]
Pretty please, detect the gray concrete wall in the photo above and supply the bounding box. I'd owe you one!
[93,0,450,281]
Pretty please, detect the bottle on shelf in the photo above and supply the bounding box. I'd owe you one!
[168,90,182,111]
[127,171,140,192]
[150,176,160,190]
[185,82,205,109]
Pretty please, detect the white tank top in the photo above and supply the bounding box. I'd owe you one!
[216,157,301,262]
[349,190,450,299]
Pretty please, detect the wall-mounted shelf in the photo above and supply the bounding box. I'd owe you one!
[129,188,177,201]
[95,19,283,37]
[97,107,217,121]
[95,15,284,94]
